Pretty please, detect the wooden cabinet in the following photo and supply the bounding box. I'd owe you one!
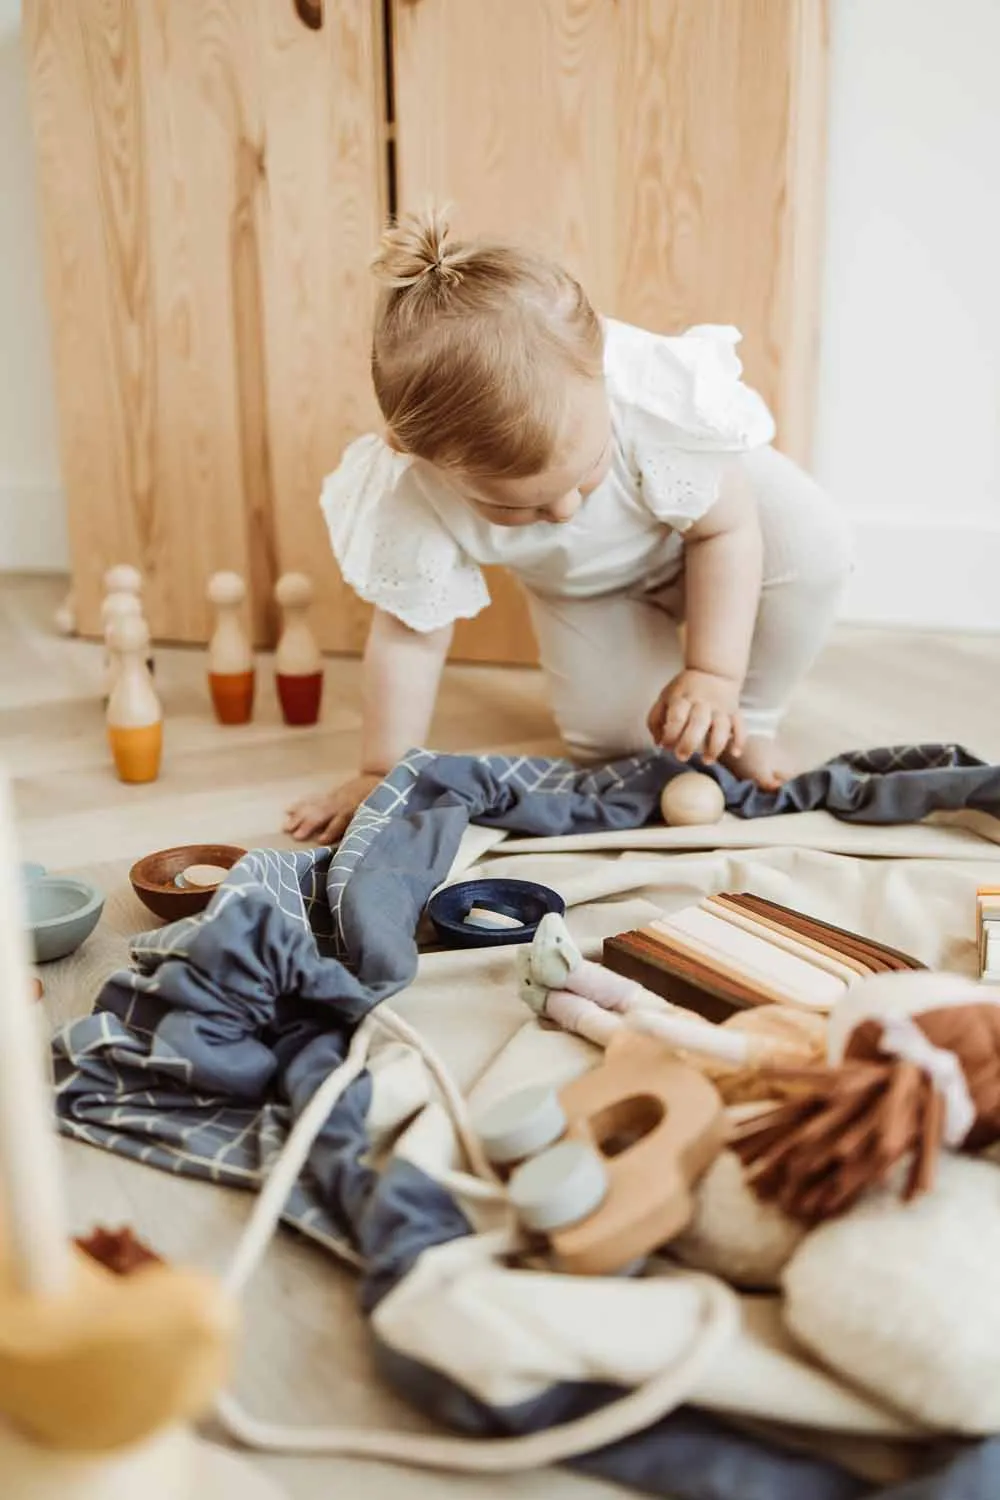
[26,0,827,664]
[25,0,384,649]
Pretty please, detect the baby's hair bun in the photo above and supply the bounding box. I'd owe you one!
[371,205,474,289]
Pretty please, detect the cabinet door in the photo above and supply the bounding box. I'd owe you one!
[26,0,261,641]
[25,0,385,648]
[392,0,828,662]
[255,0,386,654]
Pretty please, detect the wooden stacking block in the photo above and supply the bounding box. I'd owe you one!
[977,887,1000,979]
[603,894,924,1022]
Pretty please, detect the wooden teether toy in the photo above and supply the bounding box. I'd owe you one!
[0,767,283,1498]
[489,1029,725,1275]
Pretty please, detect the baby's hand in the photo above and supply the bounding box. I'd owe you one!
[283,773,383,844]
[647,670,744,764]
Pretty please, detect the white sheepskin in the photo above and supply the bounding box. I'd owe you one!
[783,1153,1000,1434]
[671,1150,806,1289]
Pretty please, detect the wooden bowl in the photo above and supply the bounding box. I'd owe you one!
[129,844,247,922]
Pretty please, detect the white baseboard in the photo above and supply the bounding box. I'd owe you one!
[841,516,1000,632]
[0,481,69,571]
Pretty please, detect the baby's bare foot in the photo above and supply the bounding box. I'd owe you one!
[720,737,797,791]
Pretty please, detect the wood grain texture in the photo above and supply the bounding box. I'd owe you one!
[24,0,148,639]
[24,0,262,644]
[394,0,827,461]
[27,0,826,662]
[25,0,386,651]
[612,0,829,465]
[391,0,618,665]
[255,0,387,654]
[135,1,268,643]
[392,0,829,658]
[771,0,829,465]
[392,0,618,284]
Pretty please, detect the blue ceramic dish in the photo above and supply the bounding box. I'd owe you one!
[23,874,105,963]
[426,877,565,949]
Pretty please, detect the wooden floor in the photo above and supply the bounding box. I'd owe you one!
[7,572,1000,872]
[4,571,1000,1499]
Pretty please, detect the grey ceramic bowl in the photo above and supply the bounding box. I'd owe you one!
[25,876,105,963]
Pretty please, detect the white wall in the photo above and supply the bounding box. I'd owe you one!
[0,0,67,572]
[814,0,1000,630]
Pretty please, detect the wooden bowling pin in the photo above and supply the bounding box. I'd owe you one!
[274,572,323,726]
[101,592,143,700]
[106,615,163,784]
[103,564,143,601]
[206,573,255,725]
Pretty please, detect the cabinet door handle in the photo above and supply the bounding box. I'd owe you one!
[292,0,323,30]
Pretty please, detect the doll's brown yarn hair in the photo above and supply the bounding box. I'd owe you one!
[731,1004,1000,1224]
[370,206,604,478]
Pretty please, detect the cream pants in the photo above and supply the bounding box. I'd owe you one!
[527,446,853,760]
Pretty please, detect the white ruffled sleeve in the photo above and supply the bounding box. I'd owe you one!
[605,320,776,533]
[319,435,490,632]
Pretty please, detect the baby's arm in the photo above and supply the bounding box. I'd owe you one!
[284,608,452,842]
[648,464,763,765]
[360,608,454,772]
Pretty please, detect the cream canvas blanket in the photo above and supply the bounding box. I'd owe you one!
[49,770,1000,1498]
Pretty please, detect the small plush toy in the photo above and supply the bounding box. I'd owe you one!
[732,971,1000,1223]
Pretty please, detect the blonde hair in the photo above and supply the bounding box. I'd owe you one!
[370,207,603,478]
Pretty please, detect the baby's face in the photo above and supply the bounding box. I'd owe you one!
[450,379,613,528]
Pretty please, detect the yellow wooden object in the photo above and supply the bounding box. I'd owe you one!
[0,1239,234,1452]
[107,723,163,784]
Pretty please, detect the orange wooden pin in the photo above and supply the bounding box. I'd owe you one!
[105,615,162,784]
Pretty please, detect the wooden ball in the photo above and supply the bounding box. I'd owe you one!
[660,771,726,827]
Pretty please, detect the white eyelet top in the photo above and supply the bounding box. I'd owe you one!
[320,319,775,633]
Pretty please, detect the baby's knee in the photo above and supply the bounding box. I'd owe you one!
[787,495,854,597]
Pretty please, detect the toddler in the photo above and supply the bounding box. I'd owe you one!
[285,209,851,843]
